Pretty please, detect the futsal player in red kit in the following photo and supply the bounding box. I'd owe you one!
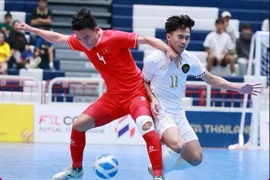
[17,8,178,180]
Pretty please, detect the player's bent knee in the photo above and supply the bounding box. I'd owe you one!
[72,114,95,132]
[72,120,88,132]
[207,55,214,61]
[142,121,153,130]
[167,139,185,153]
[72,122,82,132]
[135,115,154,136]
[190,151,203,166]
[227,55,235,62]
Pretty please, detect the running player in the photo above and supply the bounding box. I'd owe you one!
[17,9,179,180]
[143,15,262,177]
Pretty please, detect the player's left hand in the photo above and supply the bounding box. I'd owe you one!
[16,22,33,32]
[239,83,263,95]
[151,98,161,115]
[167,46,180,67]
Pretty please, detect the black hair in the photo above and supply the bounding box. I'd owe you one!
[215,18,224,25]
[4,12,12,18]
[242,23,252,29]
[71,8,97,31]
[38,0,47,2]
[12,20,20,26]
[165,15,195,33]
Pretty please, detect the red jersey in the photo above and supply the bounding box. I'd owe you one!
[67,30,144,94]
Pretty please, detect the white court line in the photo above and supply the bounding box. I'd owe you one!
[3,179,51,180]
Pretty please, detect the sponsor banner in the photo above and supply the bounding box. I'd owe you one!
[186,111,251,148]
[110,111,252,147]
[0,104,34,142]
[34,105,145,145]
[34,104,252,148]
[34,105,111,144]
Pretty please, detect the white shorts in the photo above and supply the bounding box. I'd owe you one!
[154,111,198,143]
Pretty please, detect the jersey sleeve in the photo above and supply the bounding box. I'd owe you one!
[226,35,235,50]
[142,55,157,82]
[203,33,211,48]
[67,34,84,51]
[189,55,207,78]
[4,43,10,57]
[111,30,139,49]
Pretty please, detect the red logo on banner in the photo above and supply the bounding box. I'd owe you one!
[39,115,61,125]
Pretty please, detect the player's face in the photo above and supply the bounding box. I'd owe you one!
[74,27,100,50]
[38,1,47,10]
[13,21,20,32]
[215,23,224,33]
[242,28,251,37]
[166,27,190,54]
[5,16,12,24]
[223,16,230,22]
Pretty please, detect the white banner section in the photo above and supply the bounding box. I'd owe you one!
[34,104,145,145]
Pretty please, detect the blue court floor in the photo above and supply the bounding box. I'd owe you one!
[0,143,268,180]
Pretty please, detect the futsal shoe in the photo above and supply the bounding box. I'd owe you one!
[148,165,154,177]
[149,166,165,180]
[154,176,165,180]
[52,166,84,180]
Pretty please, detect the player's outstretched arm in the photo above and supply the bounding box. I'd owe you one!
[201,72,263,95]
[16,22,68,44]
[138,36,180,66]
[143,81,160,115]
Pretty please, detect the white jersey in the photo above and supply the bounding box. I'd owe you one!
[142,50,206,116]
[203,31,234,58]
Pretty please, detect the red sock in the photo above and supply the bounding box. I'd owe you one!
[143,130,162,176]
[70,128,86,168]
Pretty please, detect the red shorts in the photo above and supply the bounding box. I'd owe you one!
[82,90,152,127]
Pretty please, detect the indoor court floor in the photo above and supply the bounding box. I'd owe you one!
[0,143,268,180]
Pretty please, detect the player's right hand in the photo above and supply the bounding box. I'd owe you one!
[239,83,263,95]
[167,46,180,67]
[16,22,33,32]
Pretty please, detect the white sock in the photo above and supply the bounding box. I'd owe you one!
[162,145,180,174]
[171,155,193,171]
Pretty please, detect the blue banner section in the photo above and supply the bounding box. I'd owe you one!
[186,111,251,148]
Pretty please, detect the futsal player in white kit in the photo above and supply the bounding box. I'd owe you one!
[143,15,262,178]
